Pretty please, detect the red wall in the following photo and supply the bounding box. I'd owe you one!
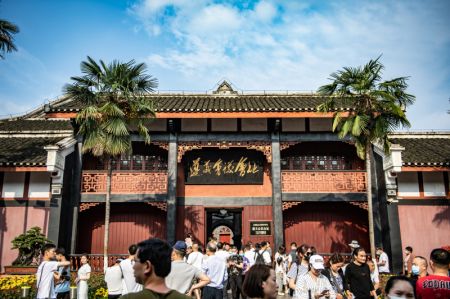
[77,203,166,254]
[242,205,274,245]
[176,206,206,245]
[283,202,369,254]
[398,205,450,258]
[0,206,49,272]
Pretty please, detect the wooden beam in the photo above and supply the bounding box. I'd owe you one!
[401,166,450,172]
[0,167,47,172]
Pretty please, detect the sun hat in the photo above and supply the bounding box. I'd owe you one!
[309,254,325,270]
[348,240,360,248]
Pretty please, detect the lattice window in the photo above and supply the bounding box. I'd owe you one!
[281,155,362,171]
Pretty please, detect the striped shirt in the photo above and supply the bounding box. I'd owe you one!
[294,272,336,299]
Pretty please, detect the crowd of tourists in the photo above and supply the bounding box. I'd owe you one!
[35,236,450,299]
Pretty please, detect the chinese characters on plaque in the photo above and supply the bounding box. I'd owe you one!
[184,149,264,184]
[250,221,272,236]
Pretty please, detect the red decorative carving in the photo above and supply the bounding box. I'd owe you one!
[81,171,168,194]
[280,142,300,151]
[282,201,303,211]
[153,142,169,151]
[80,202,101,212]
[178,141,272,163]
[82,171,107,193]
[145,201,167,212]
[281,171,367,193]
[348,201,368,210]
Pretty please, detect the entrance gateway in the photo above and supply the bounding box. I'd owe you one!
[206,209,242,250]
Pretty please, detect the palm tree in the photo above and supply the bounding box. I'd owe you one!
[64,56,158,269]
[0,19,19,59]
[317,57,415,257]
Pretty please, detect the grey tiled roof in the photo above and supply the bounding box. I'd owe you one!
[0,137,66,166]
[0,119,72,132]
[391,138,450,166]
[49,95,352,113]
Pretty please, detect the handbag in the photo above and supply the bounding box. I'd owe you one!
[329,269,347,299]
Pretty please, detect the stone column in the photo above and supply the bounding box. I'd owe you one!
[271,131,284,251]
[166,131,178,245]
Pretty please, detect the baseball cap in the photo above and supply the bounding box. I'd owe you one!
[309,255,325,270]
[173,240,187,253]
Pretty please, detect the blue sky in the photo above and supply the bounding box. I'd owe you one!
[1,0,449,130]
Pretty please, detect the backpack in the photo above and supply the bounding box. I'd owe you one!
[255,250,266,265]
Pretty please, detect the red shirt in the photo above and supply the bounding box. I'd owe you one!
[416,274,450,299]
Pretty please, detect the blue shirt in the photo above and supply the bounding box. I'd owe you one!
[55,266,71,293]
[201,254,228,289]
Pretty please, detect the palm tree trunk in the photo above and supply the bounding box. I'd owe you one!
[103,157,112,271]
[366,143,376,258]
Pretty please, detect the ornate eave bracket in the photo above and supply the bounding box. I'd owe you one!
[145,201,167,212]
[177,141,272,163]
[79,202,101,212]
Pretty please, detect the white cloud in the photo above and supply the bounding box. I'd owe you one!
[130,0,450,129]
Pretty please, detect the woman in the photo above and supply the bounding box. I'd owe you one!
[76,254,91,299]
[274,245,288,295]
[243,264,278,299]
[322,253,348,299]
[344,248,375,299]
[384,276,414,299]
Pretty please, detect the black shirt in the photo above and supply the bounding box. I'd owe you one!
[344,262,374,299]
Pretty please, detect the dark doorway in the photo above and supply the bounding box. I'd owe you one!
[206,209,242,250]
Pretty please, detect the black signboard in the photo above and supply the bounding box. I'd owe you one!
[250,221,272,236]
[184,149,264,185]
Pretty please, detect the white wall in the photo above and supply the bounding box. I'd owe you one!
[2,172,25,198]
[423,172,446,197]
[28,172,51,198]
[397,172,420,197]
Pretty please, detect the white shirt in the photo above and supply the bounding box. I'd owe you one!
[187,251,204,270]
[104,266,123,295]
[215,250,230,262]
[36,261,59,299]
[378,252,390,273]
[294,272,336,299]
[260,249,272,265]
[120,258,143,294]
[244,249,255,268]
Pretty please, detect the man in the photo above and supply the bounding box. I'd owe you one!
[120,238,191,299]
[166,240,210,295]
[105,258,123,299]
[187,243,205,271]
[243,244,255,269]
[403,246,414,275]
[54,248,71,299]
[36,243,70,299]
[287,244,311,295]
[266,241,273,257]
[411,256,428,295]
[214,242,230,299]
[294,255,336,299]
[228,250,245,299]
[121,244,143,295]
[258,241,271,266]
[416,248,450,299]
[376,247,390,274]
[366,259,380,295]
[201,242,228,299]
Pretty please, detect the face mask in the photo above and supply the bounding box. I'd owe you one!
[411,265,420,275]
[387,296,408,299]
